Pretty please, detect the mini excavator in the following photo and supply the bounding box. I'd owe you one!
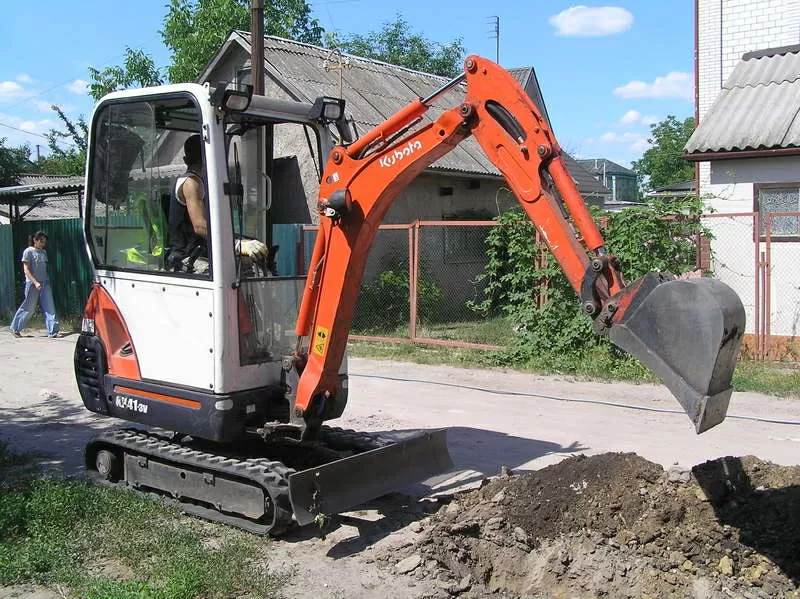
[75,56,745,534]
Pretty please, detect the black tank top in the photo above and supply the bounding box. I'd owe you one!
[168,170,207,259]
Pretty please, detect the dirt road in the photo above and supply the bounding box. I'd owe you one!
[2,329,799,598]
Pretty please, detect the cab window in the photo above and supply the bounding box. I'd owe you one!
[87,95,209,277]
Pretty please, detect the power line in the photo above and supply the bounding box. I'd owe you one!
[0,121,76,150]
[5,35,163,112]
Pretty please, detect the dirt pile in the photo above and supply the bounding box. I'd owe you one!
[391,453,800,598]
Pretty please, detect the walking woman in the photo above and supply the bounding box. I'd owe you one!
[10,231,63,338]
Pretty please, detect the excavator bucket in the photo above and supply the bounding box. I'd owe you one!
[608,273,745,433]
[289,429,453,526]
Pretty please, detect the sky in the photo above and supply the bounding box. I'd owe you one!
[0,1,695,168]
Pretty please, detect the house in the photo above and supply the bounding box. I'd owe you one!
[684,0,800,356]
[200,32,610,224]
[576,158,638,204]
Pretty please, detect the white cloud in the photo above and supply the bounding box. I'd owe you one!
[0,81,29,101]
[19,119,54,134]
[549,5,633,36]
[67,79,88,95]
[599,131,642,143]
[619,110,659,126]
[619,110,641,125]
[596,131,650,153]
[35,100,54,112]
[613,72,693,101]
[16,74,33,83]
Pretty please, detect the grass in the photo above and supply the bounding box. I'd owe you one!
[732,359,800,397]
[0,440,286,599]
[347,319,800,399]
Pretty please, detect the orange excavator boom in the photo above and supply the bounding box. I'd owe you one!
[292,55,744,442]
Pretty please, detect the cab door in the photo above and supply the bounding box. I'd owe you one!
[85,91,217,391]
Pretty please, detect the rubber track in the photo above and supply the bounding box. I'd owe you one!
[86,428,295,535]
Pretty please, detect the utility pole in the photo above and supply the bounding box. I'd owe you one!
[487,16,500,64]
[250,0,264,95]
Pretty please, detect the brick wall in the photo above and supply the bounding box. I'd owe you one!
[695,0,800,204]
[697,0,800,123]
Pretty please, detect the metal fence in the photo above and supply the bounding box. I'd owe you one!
[0,225,15,320]
[700,211,800,360]
[0,218,92,324]
[3,211,796,360]
[296,215,800,360]
[300,222,513,350]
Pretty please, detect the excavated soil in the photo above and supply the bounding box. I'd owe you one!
[387,454,800,599]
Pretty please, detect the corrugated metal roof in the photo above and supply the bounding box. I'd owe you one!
[225,33,608,199]
[686,46,800,155]
[0,174,83,198]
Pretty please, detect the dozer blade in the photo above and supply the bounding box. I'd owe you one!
[289,429,453,526]
[608,273,745,434]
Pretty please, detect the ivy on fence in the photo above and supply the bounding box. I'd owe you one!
[470,196,710,374]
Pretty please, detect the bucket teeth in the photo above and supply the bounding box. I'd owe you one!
[608,274,745,433]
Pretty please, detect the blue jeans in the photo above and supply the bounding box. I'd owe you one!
[10,281,60,337]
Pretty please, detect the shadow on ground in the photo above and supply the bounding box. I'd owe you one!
[693,456,800,584]
[1,406,588,559]
[0,401,108,475]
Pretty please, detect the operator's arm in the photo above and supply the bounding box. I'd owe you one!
[181,177,208,238]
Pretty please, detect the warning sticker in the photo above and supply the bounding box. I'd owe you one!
[312,326,329,356]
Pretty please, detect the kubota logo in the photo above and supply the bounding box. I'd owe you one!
[379,141,423,168]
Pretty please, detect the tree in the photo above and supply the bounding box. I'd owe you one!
[631,115,695,190]
[35,106,88,176]
[162,0,324,83]
[327,15,465,78]
[88,47,164,101]
[0,138,32,186]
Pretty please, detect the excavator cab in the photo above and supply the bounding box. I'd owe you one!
[77,84,333,431]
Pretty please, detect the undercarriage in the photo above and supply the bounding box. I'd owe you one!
[85,426,451,535]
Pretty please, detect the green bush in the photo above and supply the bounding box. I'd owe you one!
[353,268,443,332]
[471,196,709,374]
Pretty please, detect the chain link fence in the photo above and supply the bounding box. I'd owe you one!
[699,212,800,361]
[414,222,512,347]
[267,214,800,360]
[300,222,513,349]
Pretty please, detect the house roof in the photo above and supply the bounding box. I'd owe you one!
[203,33,610,199]
[575,158,635,176]
[0,174,83,198]
[685,44,800,158]
[0,175,83,220]
[645,179,696,198]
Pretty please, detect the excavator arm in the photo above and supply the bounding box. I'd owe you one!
[293,55,745,437]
